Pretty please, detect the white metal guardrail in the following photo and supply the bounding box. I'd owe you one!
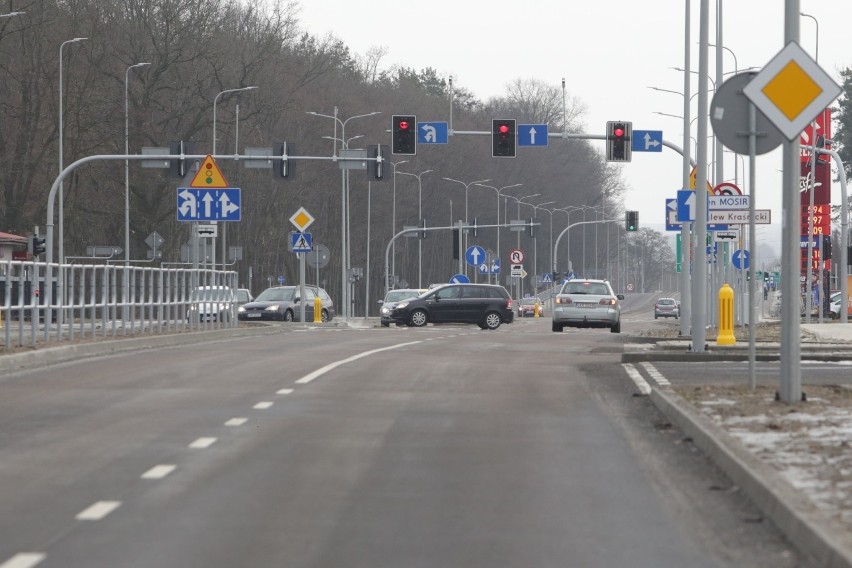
[1,261,238,349]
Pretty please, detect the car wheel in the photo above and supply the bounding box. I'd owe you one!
[410,309,428,327]
[321,309,329,323]
[611,319,621,333]
[381,322,390,327]
[552,321,563,332]
[483,312,502,330]
[654,314,658,319]
[284,310,294,322]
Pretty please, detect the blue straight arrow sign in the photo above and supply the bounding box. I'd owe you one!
[517,124,548,146]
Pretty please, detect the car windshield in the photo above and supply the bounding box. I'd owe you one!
[385,290,420,303]
[191,288,231,301]
[236,290,251,303]
[256,288,295,302]
[562,282,609,295]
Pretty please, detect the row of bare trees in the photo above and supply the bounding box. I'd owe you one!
[0,0,676,311]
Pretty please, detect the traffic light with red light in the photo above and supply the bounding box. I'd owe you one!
[492,119,516,158]
[606,121,632,162]
[392,115,416,155]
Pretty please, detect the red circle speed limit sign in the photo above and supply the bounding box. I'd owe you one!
[509,248,524,264]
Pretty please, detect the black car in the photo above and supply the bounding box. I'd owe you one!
[237,285,335,322]
[390,283,514,330]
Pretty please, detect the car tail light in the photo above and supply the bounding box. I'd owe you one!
[556,296,572,305]
[600,298,616,306]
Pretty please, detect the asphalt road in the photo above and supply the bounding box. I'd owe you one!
[0,314,818,568]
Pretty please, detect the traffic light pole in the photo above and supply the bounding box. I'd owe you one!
[383,222,538,299]
[552,219,622,277]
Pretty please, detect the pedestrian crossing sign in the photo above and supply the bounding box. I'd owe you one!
[290,232,313,253]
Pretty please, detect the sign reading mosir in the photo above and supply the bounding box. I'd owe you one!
[708,195,750,210]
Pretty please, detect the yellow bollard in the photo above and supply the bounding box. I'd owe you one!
[534,300,540,318]
[313,295,322,323]
[716,283,736,345]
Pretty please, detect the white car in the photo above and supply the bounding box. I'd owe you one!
[187,285,234,322]
[552,279,624,333]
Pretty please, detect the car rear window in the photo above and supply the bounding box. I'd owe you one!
[563,282,609,295]
[658,299,675,305]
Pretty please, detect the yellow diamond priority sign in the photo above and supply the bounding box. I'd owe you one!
[289,206,315,232]
[743,41,841,141]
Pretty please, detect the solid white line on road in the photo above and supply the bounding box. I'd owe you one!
[189,437,217,449]
[276,388,294,395]
[295,341,421,384]
[224,418,248,426]
[76,501,121,521]
[253,402,274,410]
[640,362,671,386]
[622,363,652,395]
[0,554,46,568]
[141,465,176,480]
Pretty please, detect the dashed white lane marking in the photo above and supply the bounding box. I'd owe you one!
[253,402,274,410]
[276,388,294,395]
[141,465,176,480]
[295,341,422,384]
[189,437,217,449]
[640,362,671,386]
[0,553,46,568]
[622,363,652,395]
[76,501,121,521]
[225,418,248,426]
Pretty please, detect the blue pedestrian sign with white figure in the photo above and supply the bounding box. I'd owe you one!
[290,232,313,253]
[517,124,548,147]
[465,245,486,267]
[417,122,448,144]
[177,188,241,222]
[732,249,750,270]
[449,274,470,284]
[632,130,663,152]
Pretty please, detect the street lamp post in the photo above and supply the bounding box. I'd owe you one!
[125,62,151,267]
[530,201,555,292]
[306,109,380,318]
[801,11,821,323]
[211,86,258,272]
[58,37,87,265]
[390,160,408,288]
[443,177,490,275]
[398,169,434,288]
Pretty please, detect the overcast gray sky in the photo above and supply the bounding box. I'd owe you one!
[297,1,852,263]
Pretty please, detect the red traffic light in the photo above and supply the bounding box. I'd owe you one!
[398,120,410,130]
[499,124,509,134]
[613,127,624,138]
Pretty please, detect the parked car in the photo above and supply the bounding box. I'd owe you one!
[389,283,514,330]
[552,279,623,333]
[830,291,843,320]
[517,297,543,317]
[379,288,426,327]
[235,288,254,307]
[187,285,234,322]
[237,285,334,322]
[654,297,679,319]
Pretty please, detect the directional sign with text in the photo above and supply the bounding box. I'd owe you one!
[417,122,448,144]
[632,130,663,152]
[177,188,241,222]
[665,198,679,231]
[465,245,486,267]
[708,209,771,224]
[517,124,548,147]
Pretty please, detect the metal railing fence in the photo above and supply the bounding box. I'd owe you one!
[1,260,238,349]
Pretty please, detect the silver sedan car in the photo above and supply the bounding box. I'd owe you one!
[552,279,624,333]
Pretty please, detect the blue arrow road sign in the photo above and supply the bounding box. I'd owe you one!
[517,124,548,147]
[449,274,470,284]
[677,189,695,222]
[632,130,663,152]
[465,245,486,267]
[491,258,501,274]
[177,188,241,221]
[732,249,750,270]
[665,198,680,231]
[417,122,448,144]
[290,232,313,253]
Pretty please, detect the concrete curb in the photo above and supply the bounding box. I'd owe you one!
[0,325,285,375]
[650,387,852,568]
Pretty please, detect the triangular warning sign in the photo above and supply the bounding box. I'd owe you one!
[688,165,714,194]
[189,155,230,188]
